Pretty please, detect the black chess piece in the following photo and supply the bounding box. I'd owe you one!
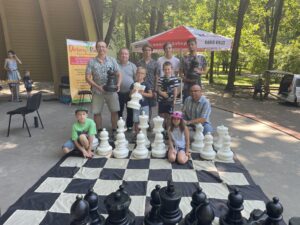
[70,195,90,225]
[104,185,135,225]
[180,186,207,225]
[219,188,247,225]
[187,56,200,81]
[144,185,163,225]
[289,217,300,225]
[103,69,118,92]
[159,181,182,225]
[84,188,105,225]
[265,197,283,225]
[195,199,215,225]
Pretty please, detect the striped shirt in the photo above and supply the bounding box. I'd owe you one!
[182,95,211,123]
[157,76,179,102]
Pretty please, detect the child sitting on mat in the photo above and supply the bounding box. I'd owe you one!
[167,111,190,164]
[62,107,97,158]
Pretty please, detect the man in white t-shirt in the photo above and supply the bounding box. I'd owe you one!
[157,42,180,77]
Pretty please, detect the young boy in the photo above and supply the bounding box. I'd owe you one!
[62,107,97,158]
[157,61,179,131]
[130,67,153,134]
[23,70,33,97]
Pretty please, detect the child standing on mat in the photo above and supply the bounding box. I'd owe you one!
[130,67,153,134]
[167,111,190,164]
[62,107,97,158]
[23,70,33,97]
[157,61,179,132]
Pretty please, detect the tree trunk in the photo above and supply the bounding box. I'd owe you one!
[209,0,219,84]
[105,0,118,45]
[90,0,104,40]
[265,0,284,97]
[225,0,250,92]
[149,6,157,35]
[156,10,164,33]
[124,15,130,49]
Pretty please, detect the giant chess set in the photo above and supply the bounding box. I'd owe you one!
[0,115,294,225]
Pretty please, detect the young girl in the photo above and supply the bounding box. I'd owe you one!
[4,50,22,101]
[167,111,190,164]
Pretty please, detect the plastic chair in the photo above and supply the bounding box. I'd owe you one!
[7,92,44,137]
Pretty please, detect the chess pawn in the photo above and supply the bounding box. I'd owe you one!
[70,195,90,225]
[139,111,150,147]
[195,199,215,225]
[104,185,135,225]
[113,132,129,158]
[265,197,283,225]
[181,187,207,225]
[153,116,164,134]
[84,189,105,225]
[214,125,228,151]
[144,185,163,225]
[117,117,127,133]
[191,123,204,152]
[151,132,167,158]
[219,188,247,225]
[96,128,112,156]
[200,132,216,160]
[132,131,149,159]
[216,134,234,162]
[127,82,144,110]
[159,181,182,225]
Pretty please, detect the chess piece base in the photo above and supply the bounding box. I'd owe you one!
[113,149,129,159]
[217,151,234,162]
[200,150,216,160]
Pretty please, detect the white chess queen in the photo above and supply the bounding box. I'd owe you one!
[167,111,190,165]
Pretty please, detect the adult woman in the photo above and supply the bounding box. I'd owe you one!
[4,50,22,101]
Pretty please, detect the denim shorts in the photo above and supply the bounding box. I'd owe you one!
[133,106,150,123]
[62,139,75,150]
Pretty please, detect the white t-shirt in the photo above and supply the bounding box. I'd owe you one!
[157,56,180,77]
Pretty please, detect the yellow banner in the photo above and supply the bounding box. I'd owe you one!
[66,39,97,103]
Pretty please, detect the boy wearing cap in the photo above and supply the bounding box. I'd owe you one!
[62,107,97,158]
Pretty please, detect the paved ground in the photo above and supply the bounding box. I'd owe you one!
[0,83,299,222]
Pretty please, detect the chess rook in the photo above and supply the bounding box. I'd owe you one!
[96,128,113,156]
[159,181,182,225]
[70,195,90,225]
[132,131,149,159]
[191,123,204,153]
[200,132,216,160]
[84,189,105,225]
[144,185,163,225]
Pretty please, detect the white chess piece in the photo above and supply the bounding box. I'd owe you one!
[127,82,145,110]
[191,123,204,152]
[153,116,164,134]
[117,117,127,133]
[200,132,216,160]
[214,125,228,151]
[96,128,112,156]
[151,132,167,158]
[113,132,129,158]
[132,131,149,159]
[216,134,233,161]
[139,111,150,147]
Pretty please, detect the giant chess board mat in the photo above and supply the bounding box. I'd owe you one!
[0,144,282,225]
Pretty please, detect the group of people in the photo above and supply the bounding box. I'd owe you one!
[3,50,33,101]
[63,38,213,164]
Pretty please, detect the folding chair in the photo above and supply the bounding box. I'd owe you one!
[7,92,44,137]
[78,90,92,106]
